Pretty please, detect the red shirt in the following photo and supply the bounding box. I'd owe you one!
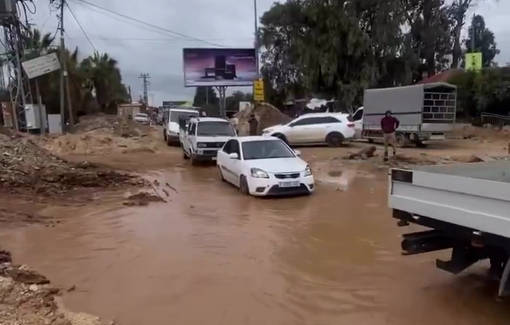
[381,116,399,133]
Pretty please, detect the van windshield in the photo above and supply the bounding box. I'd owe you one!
[197,122,235,136]
[170,111,198,122]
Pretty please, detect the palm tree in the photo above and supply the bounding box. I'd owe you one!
[80,52,129,111]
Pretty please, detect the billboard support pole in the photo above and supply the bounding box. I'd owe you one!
[216,86,227,117]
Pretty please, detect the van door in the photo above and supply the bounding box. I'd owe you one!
[352,107,363,139]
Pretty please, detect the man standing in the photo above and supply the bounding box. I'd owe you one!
[248,114,258,136]
[381,110,399,161]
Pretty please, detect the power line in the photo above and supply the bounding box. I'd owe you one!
[68,0,183,40]
[66,37,254,42]
[65,2,97,51]
[71,0,226,47]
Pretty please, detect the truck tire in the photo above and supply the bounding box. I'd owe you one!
[396,133,410,148]
[163,129,167,141]
[326,132,344,147]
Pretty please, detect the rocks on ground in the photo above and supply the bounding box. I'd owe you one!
[0,249,114,325]
[233,102,291,135]
[0,135,145,196]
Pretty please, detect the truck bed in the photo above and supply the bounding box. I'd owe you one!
[389,161,510,238]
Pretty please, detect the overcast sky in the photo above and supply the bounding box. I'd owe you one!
[29,0,510,106]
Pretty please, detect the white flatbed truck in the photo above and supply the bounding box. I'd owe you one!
[389,161,510,297]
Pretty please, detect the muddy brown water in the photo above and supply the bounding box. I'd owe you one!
[1,166,509,325]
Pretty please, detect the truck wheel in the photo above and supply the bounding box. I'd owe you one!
[190,154,198,166]
[396,134,410,148]
[163,130,167,141]
[326,132,344,147]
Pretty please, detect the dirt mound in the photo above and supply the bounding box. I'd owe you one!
[0,136,144,196]
[0,250,114,325]
[34,114,161,155]
[234,102,291,135]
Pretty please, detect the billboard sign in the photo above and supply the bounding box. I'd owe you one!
[183,48,257,87]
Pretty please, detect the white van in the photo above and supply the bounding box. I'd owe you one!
[163,108,199,146]
[181,117,237,165]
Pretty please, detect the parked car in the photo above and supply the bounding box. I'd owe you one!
[133,113,150,125]
[217,136,314,197]
[261,112,355,147]
[181,117,237,165]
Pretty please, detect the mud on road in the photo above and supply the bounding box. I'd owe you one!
[1,120,510,325]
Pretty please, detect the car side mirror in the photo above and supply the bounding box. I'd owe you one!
[228,153,239,159]
[294,150,301,156]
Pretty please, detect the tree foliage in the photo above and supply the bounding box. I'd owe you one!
[4,28,129,118]
[258,0,500,114]
[463,14,500,67]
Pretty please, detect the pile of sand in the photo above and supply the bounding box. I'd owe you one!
[234,102,291,135]
[35,114,161,155]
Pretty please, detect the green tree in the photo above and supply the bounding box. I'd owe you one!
[463,14,499,67]
[193,86,219,107]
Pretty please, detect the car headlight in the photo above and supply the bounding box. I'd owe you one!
[197,143,206,148]
[250,168,269,178]
[304,165,312,176]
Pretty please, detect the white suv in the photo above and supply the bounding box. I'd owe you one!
[262,113,355,146]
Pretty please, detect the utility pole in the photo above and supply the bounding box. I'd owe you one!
[58,0,73,131]
[253,0,260,79]
[139,73,150,105]
[471,13,475,52]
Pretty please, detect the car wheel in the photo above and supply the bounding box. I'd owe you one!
[239,175,250,195]
[182,146,189,160]
[218,166,226,182]
[273,133,289,145]
[326,132,344,147]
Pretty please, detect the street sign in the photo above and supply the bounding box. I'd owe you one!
[465,52,482,72]
[253,80,264,101]
[21,53,61,79]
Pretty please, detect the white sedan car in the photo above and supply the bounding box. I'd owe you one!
[262,112,355,147]
[217,136,315,196]
[133,113,150,125]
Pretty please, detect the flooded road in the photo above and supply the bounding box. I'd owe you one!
[1,165,509,325]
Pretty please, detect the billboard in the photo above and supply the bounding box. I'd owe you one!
[183,48,257,87]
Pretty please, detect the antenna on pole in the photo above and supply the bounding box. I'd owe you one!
[139,73,150,105]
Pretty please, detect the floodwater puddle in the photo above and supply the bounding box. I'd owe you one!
[1,166,509,325]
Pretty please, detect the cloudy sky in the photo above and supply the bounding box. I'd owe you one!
[28,0,510,106]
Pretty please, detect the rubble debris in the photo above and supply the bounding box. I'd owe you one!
[123,192,166,206]
[345,146,376,160]
[0,249,115,325]
[233,102,291,135]
[0,136,145,196]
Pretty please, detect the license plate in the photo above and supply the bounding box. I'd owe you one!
[278,181,300,188]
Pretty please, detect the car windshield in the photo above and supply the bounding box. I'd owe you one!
[196,122,235,136]
[170,111,198,122]
[242,140,295,160]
